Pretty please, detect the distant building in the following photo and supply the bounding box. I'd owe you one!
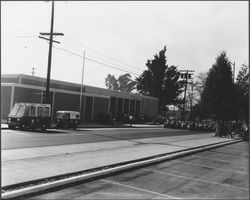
[1,74,159,121]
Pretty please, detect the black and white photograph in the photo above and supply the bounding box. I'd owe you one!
[1,1,249,199]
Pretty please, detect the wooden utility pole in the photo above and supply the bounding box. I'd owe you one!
[79,51,86,120]
[39,1,63,104]
[31,67,35,76]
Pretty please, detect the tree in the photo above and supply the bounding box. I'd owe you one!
[105,74,118,91]
[194,72,208,100]
[105,73,136,93]
[136,46,183,112]
[117,73,136,93]
[200,51,237,136]
[235,64,249,121]
[186,72,208,120]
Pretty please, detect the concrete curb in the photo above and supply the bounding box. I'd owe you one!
[1,139,242,199]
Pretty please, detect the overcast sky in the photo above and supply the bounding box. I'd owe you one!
[1,1,248,89]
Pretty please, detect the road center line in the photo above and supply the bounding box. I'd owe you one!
[142,169,249,191]
[101,179,181,199]
[171,160,248,175]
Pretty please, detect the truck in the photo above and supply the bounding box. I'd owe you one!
[6,102,51,131]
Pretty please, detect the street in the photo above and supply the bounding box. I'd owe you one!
[2,127,208,150]
[20,141,249,199]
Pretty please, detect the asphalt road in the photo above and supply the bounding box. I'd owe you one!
[21,141,249,199]
[1,128,209,150]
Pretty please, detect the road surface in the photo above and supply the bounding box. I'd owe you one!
[22,141,249,199]
[2,127,209,150]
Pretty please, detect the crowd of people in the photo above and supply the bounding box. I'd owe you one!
[164,119,216,132]
[163,118,249,140]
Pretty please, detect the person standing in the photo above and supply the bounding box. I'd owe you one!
[129,115,133,127]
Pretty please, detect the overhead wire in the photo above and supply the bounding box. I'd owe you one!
[2,35,40,38]
[52,45,141,76]
[3,34,143,76]
[62,37,143,72]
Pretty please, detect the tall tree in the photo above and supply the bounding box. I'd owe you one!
[235,64,249,121]
[105,73,136,93]
[105,74,118,91]
[185,72,207,120]
[200,51,237,136]
[194,72,208,100]
[136,46,183,112]
[117,73,136,93]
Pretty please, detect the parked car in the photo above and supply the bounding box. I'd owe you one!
[55,111,80,129]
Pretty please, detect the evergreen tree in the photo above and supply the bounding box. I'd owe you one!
[200,51,237,136]
[236,64,249,121]
[136,46,183,112]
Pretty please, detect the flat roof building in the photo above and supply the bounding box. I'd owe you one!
[1,74,159,122]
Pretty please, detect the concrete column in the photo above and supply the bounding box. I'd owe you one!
[122,98,125,113]
[128,99,131,115]
[83,95,86,121]
[134,100,136,117]
[108,97,111,114]
[91,97,95,121]
[115,97,118,116]
[10,85,15,112]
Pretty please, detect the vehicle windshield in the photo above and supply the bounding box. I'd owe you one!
[9,104,26,117]
[56,112,66,119]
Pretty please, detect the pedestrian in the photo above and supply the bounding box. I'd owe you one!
[129,115,133,127]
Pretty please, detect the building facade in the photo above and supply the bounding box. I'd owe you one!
[1,74,159,122]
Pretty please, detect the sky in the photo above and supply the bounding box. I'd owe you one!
[1,1,249,89]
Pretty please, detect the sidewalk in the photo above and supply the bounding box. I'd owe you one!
[2,133,239,188]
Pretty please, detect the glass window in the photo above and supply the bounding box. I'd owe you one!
[24,107,30,116]
[30,106,36,116]
[65,113,70,119]
[56,112,64,119]
[37,107,43,116]
[43,107,50,117]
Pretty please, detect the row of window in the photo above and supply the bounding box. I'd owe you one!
[25,106,50,117]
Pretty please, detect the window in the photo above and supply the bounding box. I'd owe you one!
[24,107,29,116]
[65,113,70,119]
[43,107,50,117]
[37,107,43,116]
[30,106,36,116]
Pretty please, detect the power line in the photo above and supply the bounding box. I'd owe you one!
[63,37,143,72]
[52,45,141,76]
[2,35,39,38]
[56,39,142,74]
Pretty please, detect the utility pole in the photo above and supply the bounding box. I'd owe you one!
[39,0,63,104]
[31,67,35,76]
[232,62,235,83]
[180,69,194,120]
[79,51,86,120]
